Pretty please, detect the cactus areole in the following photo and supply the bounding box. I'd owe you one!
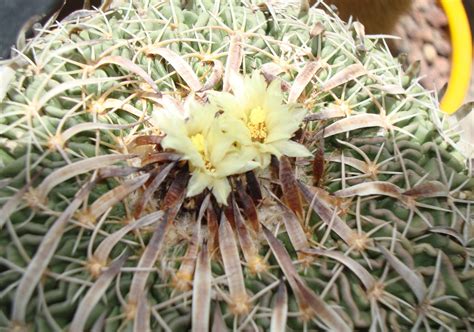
[0,0,472,331]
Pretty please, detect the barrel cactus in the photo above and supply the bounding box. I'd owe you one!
[0,0,472,331]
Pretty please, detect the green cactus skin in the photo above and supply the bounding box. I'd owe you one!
[0,0,472,331]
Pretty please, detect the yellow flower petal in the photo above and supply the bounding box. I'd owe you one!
[214,150,259,177]
[187,171,211,197]
[228,70,245,98]
[208,133,235,165]
[185,100,217,135]
[155,108,205,168]
[211,178,232,205]
[152,108,186,138]
[271,140,312,158]
[161,135,201,163]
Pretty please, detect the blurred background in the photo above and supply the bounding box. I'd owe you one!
[390,0,473,100]
[0,0,473,101]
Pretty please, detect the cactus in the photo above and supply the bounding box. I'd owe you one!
[0,0,473,331]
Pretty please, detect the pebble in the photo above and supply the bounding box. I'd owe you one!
[419,28,433,43]
[423,44,437,63]
[435,38,451,57]
[426,7,448,27]
[434,57,450,74]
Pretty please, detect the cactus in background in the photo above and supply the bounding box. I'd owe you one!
[0,0,472,331]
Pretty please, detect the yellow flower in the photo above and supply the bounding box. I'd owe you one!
[152,99,258,204]
[209,71,311,168]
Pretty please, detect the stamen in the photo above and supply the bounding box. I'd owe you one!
[191,133,216,172]
[248,106,268,142]
[190,133,206,153]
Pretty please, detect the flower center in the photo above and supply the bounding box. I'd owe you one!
[191,133,206,154]
[191,133,215,172]
[204,160,216,172]
[247,106,268,142]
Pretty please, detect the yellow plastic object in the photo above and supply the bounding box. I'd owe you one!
[439,0,472,115]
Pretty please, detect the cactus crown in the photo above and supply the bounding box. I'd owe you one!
[0,0,472,331]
